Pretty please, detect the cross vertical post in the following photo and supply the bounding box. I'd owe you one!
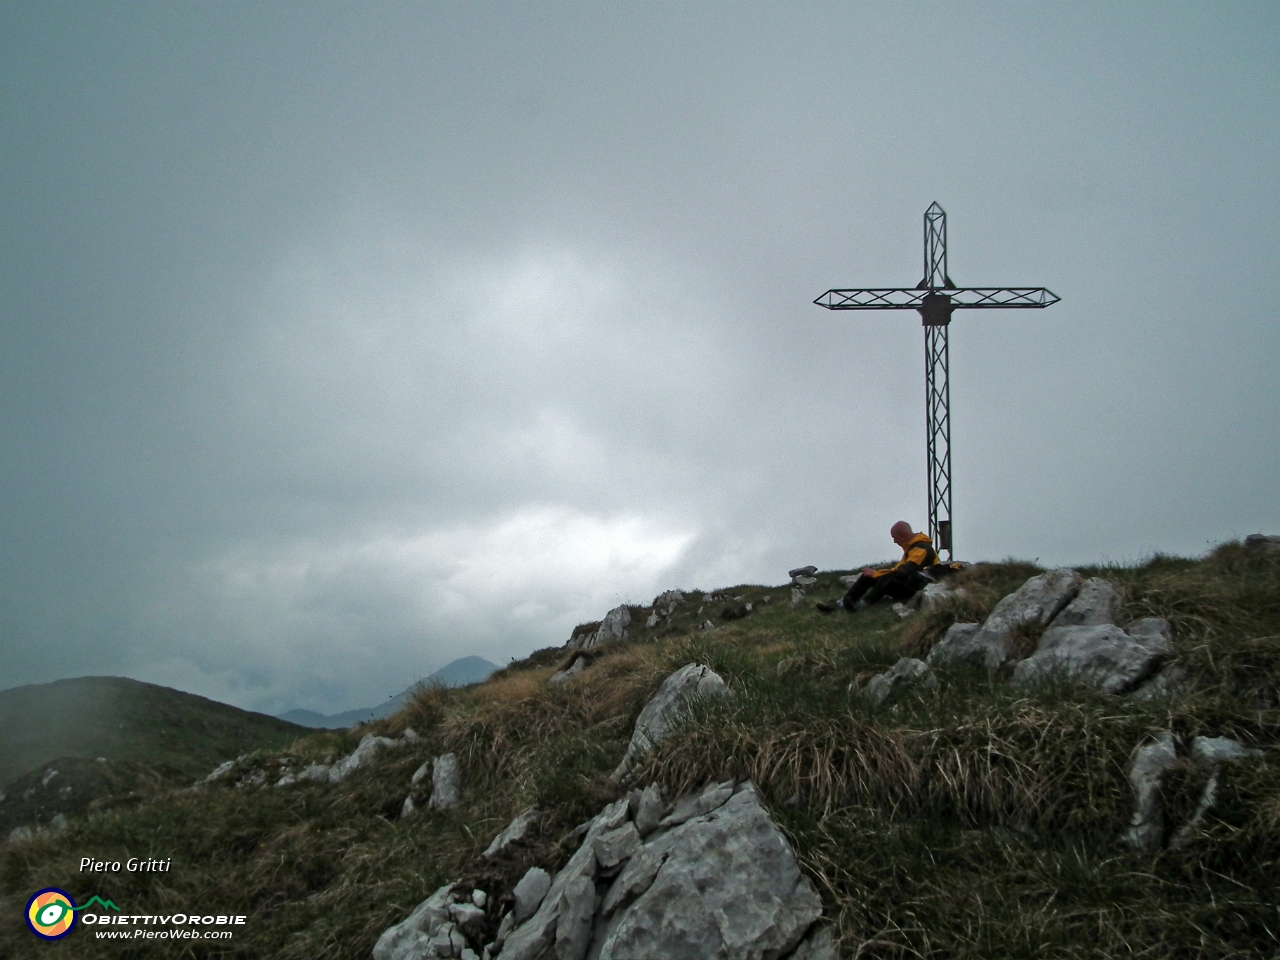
[921,203,954,557]
[814,203,1059,563]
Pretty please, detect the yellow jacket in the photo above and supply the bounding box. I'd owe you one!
[870,533,937,578]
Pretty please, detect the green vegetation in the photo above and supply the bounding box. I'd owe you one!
[0,676,306,785]
[1,545,1277,958]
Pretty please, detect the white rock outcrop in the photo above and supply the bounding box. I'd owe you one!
[498,780,829,960]
[1050,577,1122,628]
[611,663,728,782]
[1013,619,1174,694]
[372,882,457,960]
[930,569,1083,669]
[569,606,632,650]
[330,734,400,784]
[925,622,984,667]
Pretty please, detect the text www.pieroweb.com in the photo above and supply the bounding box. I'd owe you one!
[85,914,244,940]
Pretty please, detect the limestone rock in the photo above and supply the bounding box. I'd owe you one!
[792,576,817,586]
[657,779,735,829]
[484,806,540,858]
[1169,737,1264,849]
[329,733,399,784]
[788,566,818,579]
[593,783,822,960]
[629,783,664,838]
[863,657,937,706]
[934,569,1083,669]
[372,882,456,960]
[499,798,630,960]
[430,753,462,810]
[917,581,964,611]
[573,606,632,650]
[450,901,487,938]
[549,656,588,686]
[611,664,728,782]
[651,590,684,619]
[1051,577,1121,628]
[411,761,432,786]
[1123,732,1178,850]
[1130,662,1189,701]
[790,588,805,607]
[595,822,642,871]
[788,925,837,960]
[989,568,1084,629]
[556,875,596,960]
[400,795,417,819]
[925,622,985,667]
[302,763,332,782]
[1125,617,1175,648]
[513,867,553,923]
[1013,623,1172,694]
[1191,735,1263,764]
[644,612,660,628]
[202,759,239,783]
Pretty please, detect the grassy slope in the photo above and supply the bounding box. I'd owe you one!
[1,546,1277,959]
[0,677,307,786]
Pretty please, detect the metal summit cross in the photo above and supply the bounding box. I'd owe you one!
[814,203,1059,561]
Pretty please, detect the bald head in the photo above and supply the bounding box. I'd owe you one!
[890,521,914,546]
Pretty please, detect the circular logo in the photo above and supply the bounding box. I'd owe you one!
[26,888,77,940]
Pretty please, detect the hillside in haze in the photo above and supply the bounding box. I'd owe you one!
[0,676,304,787]
[277,656,500,729]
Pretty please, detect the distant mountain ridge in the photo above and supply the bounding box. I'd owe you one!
[277,656,499,729]
[0,676,304,787]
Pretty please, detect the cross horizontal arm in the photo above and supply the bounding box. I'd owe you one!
[814,287,1060,310]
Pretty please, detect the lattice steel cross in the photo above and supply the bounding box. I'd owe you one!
[814,203,1060,560]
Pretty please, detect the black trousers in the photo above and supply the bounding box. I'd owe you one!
[840,568,928,610]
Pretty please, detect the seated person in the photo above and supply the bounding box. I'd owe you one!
[817,521,937,613]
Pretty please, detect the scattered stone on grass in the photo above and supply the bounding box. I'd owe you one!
[483,806,540,858]
[611,664,728,783]
[429,753,462,810]
[549,655,588,686]
[863,657,938,706]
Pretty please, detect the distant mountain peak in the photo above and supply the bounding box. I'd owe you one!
[277,656,500,729]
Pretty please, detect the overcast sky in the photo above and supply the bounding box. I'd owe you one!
[2,2,1277,716]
